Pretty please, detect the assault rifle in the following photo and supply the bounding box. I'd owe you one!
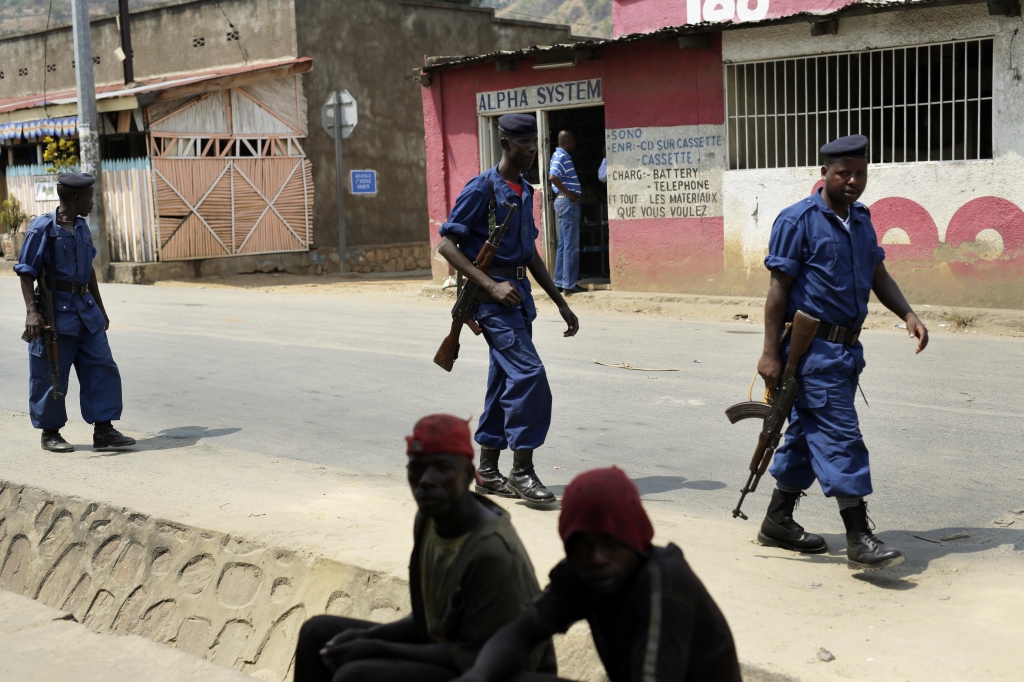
[21,258,64,399]
[433,201,518,372]
[725,310,819,520]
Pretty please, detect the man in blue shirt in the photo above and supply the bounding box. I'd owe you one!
[438,114,579,504]
[548,130,584,294]
[757,135,928,571]
[15,173,134,452]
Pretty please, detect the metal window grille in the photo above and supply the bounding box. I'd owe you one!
[726,39,994,169]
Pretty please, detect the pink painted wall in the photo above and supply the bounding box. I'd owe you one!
[803,179,1024,287]
[421,37,727,292]
[613,0,859,37]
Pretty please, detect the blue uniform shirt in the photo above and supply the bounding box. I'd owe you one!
[765,190,885,375]
[14,212,107,337]
[439,167,539,321]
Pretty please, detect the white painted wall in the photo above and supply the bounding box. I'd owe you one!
[720,4,1024,276]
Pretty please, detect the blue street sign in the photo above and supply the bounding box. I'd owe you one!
[350,170,377,195]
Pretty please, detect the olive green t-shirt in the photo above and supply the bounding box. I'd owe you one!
[420,517,470,642]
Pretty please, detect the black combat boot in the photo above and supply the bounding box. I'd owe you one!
[41,430,74,453]
[93,421,136,448]
[475,447,515,498]
[507,449,556,504]
[840,501,905,570]
[757,488,828,553]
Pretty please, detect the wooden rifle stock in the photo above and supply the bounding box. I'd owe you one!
[433,319,463,372]
[730,310,820,519]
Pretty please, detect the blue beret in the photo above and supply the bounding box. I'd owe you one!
[820,135,868,159]
[497,113,537,137]
[57,172,96,188]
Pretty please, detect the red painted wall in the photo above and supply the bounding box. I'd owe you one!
[613,0,859,37]
[421,37,726,291]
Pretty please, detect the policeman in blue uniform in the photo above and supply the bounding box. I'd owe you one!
[437,113,579,504]
[16,173,135,453]
[756,135,929,570]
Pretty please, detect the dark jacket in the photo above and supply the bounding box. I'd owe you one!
[530,543,741,682]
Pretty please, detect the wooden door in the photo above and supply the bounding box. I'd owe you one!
[153,157,312,261]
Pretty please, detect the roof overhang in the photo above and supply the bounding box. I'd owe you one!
[420,0,989,75]
[0,56,312,124]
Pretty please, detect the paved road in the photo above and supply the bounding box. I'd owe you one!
[1,276,1021,537]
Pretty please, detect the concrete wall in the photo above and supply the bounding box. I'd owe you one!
[293,0,575,254]
[0,0,297,100]
[0,479,409,682]
[721,3,1024,308]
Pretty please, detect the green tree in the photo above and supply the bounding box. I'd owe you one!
[0,196,26,235]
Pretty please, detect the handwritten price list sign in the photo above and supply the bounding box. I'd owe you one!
[606,125,725,220]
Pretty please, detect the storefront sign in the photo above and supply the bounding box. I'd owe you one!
[605,125,725,220]
[476,79,602,114]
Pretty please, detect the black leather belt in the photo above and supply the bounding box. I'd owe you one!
[487,266,527,280]
[56,280,90,296]
[816,322,861,346]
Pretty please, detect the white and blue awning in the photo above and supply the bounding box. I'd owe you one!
[0,116,78,142]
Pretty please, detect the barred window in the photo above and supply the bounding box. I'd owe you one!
[726,39,993,169]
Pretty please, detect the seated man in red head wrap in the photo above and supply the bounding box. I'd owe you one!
[293,414,560,682]
[454,467,742,682]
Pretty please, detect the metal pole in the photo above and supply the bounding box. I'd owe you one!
[333,95,347,274]
[71,0,110,281]
[118,0,134,85]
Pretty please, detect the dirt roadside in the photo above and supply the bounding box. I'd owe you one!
[0,591,251,681]
[0,410,1020,682]
[150,272,1024,338]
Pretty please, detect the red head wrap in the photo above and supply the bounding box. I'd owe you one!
[405,414,475,460]
[558,466,654,556]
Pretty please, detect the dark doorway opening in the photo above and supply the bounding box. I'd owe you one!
[545,105,609,285]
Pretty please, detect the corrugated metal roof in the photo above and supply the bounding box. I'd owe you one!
[0,56,312,115]
[421,0,983,73]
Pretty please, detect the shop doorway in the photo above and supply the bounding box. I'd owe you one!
[543,105,608,286]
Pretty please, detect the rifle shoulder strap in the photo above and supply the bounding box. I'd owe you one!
[487,171,497,233]
[39,212,57,287]
[458,176,498,296]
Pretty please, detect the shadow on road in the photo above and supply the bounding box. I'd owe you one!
[632,475,728,496]
[91,425,241,456]
[753,525,1023,591]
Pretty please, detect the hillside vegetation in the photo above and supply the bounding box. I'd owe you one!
[485,0,612,38]
[0,0,612,41]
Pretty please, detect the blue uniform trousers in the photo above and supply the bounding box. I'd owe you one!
[769,371,872,498]
[29,329,123,431]
[474,309,552,451]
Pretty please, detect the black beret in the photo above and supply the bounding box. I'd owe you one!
[820,135,868,159]
[497,113,537,137]
[56,172,96,188]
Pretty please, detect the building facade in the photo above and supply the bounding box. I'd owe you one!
[0,0,577,272]
[421,0,1024,309]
